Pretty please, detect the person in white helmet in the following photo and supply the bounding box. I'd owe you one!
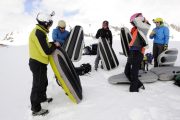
[29,12,60,116]
[52,20,70,46]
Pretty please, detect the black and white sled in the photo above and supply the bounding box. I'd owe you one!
[98,38,119,70]
[120,27,132,57]
[63,25,84,62]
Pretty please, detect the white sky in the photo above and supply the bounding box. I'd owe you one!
[0,0,180,38]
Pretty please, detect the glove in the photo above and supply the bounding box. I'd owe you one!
[54,42,61,47]
[150,30,155,36]
[163,44,168,51]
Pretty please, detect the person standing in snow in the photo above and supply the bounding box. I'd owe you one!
[29,12,60,116]
[149,18,169,67]
[52,20,70,46]
[124,13,151,92]
[94,20,112,70]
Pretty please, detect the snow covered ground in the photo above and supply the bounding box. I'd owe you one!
[0,38,180,120]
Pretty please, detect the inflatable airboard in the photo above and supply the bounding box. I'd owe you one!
[120,27,132,57]
[108,70,158,84]
[150,66,180,81]
[63,25,84,62]
[98,38,119,70]
[157,48,178,66]
[49,47,82,103]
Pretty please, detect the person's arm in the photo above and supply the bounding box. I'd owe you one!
[52,29,64,43]
[36,29,56,55]
[109,30,113,46]
[164,27,169,44]
[52,29,57,42]
[134,17,151,35]
[95,29,101,39]
[149,29,156,39]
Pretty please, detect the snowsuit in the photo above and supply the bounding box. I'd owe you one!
[29,24,56,112]
[52,27,70,46]
[94,28,112,69]
[124,16,150,92]
[149,25,169,67]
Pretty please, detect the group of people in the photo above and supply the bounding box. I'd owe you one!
[94,13,169,93]
[124,14,169,92]
[28,12,169,116]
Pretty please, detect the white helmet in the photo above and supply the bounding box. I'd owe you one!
[58,20,66,28]
[36,11,55,27]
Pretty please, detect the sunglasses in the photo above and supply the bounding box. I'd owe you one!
[59,27,65,29]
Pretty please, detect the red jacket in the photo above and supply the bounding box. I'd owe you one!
[129,27,145,54]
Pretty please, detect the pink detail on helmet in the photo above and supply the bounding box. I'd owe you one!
[130,13,143,23]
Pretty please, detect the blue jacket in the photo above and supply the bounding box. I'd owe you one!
[52,27,70,44]
[149,25,169,45]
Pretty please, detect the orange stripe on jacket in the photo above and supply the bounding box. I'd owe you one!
[129,27,145,54]
[129,27,138,47]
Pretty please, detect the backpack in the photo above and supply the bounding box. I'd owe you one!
[83,43,98,55]
[83,46,91,55]
[174,74,180,87]
[75,63,91,76]
[90,43,98,55]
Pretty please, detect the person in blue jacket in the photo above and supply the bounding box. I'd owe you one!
[52,20,70,46]
[149,18,169,67]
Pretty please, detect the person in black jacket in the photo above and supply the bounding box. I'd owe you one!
[94,20,112,70]
[29,12,60,116]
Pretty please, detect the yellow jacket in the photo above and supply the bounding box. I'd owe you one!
[29,25,56,64]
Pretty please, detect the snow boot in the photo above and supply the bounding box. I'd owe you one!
[138,82,145,90]
[94,67,98,71]
[32,109,49,116]
[100,64,103,69]
[129,81,139,92]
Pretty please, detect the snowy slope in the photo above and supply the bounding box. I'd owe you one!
[0,25,33,46]
[0,37,180,120]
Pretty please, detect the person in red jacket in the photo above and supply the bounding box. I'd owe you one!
[124,13,151,92]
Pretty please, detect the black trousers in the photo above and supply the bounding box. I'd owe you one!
[124,50,143,91]
[153,43,164,67]
[29,58,48,112]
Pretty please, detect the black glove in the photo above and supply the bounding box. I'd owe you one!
[59,42,63,46]
[163,44,168,51]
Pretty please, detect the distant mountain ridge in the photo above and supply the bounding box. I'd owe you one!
[0,23,179,46]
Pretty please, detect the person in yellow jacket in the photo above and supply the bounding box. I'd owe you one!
[29,12,60,116]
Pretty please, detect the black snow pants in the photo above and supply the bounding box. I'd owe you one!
[29,58,48,112]
[124,50,143,92]
[153,43,165,67]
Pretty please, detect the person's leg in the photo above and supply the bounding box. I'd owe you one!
[157,45,164,66]
[29,59,42,112]
[39,64,48,103]
[157,44,164,56]
[153,43,159,67]
[94,46,101,70]
[146,61,149,71]
[124,52,133,81]
[129,51,144,92]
